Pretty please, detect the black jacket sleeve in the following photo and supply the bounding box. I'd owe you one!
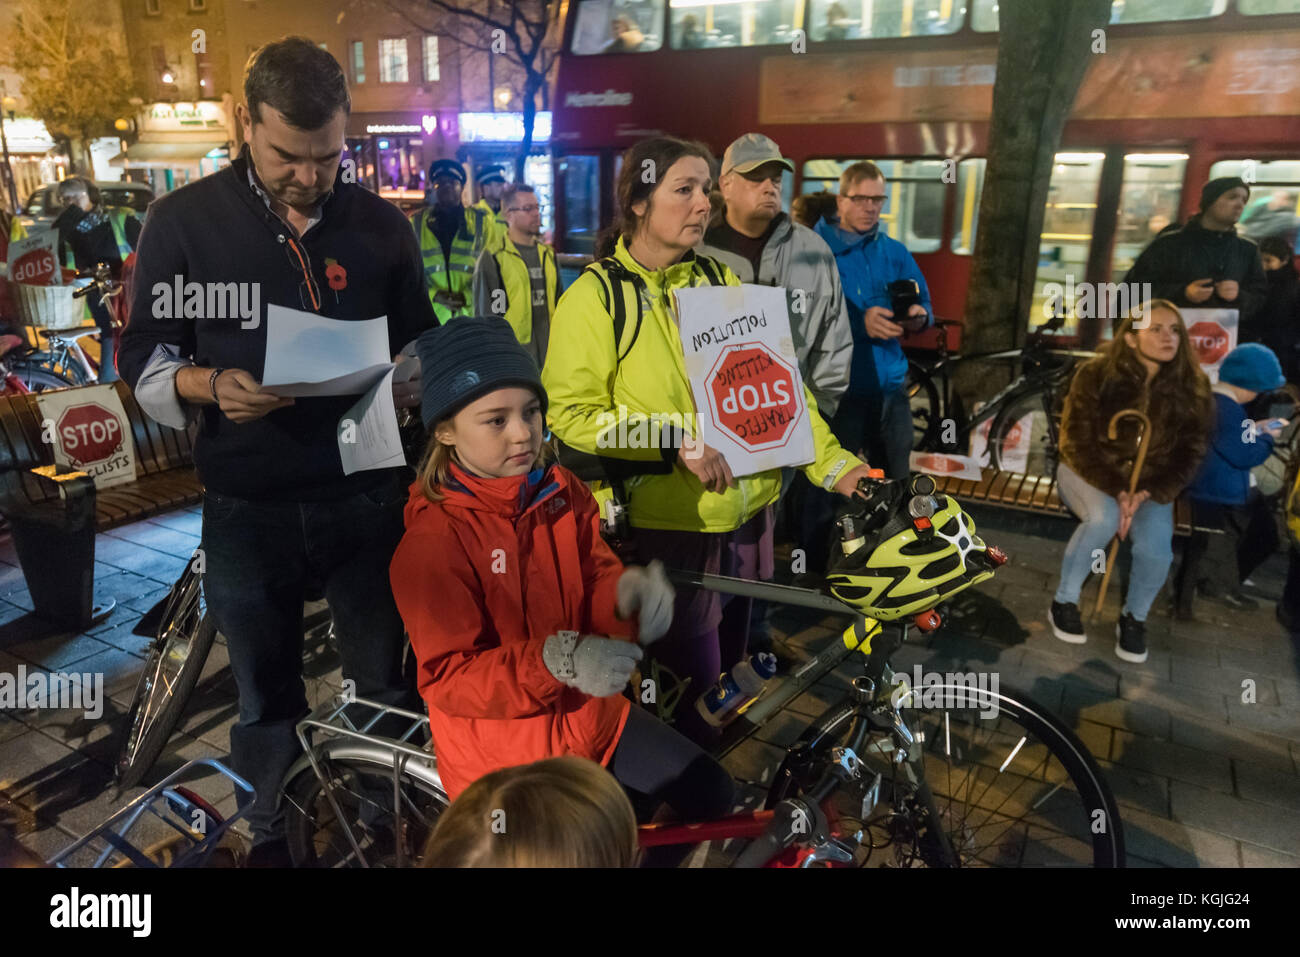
[118,209,193,390]
[388,211,438,351]
[1123,237,1193,306]
[1235,244,1268,326]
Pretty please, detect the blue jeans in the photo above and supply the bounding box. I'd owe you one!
[200,473,414,843]
[1053,461,1174,621]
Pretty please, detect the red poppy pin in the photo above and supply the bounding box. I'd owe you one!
[325,258,348,291]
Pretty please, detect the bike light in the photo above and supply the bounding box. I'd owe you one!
[986,545,1008,566]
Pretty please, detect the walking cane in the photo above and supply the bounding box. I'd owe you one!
[1093,408,1152,617]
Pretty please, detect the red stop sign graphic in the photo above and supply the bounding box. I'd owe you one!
[915,454,965,474]
[57,403,125,467]
[11,247,58,285]
[1188,320,1230,366]
[706,344,804,451]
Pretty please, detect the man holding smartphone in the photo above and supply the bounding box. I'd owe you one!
[815,160,932,478]
[1124,176,1267,326]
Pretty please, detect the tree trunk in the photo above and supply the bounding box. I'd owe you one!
[517,74,540,183]
[952,0,1110,404]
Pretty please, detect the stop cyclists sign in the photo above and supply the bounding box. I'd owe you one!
[706,343,805,451]
[57,403,126,467]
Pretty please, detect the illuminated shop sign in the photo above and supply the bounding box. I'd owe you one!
[457,112,552,143]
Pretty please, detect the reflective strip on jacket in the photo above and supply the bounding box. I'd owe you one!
[413,205,493,322]
[542,235,861,533]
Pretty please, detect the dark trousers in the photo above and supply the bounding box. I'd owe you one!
[1176,495,1278,607]
[632,508,774,750]
[830,387,912,479]
[200,474,414,844]
[609,703,735,867]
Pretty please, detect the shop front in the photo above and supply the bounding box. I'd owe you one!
[346,110,459,214]
[110,99,234,194]
[456,111,554,236]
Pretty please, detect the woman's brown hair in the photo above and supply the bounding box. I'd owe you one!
[594,135,716,259]
[421,756,639,868]
[1095,298,1213,438]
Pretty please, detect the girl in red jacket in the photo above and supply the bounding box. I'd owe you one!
[390,317,733,865]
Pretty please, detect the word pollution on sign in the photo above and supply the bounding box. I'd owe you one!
[1181,308,1239,383]
[6,228,62,285]
[259,305,418,475]
[35,384,139,490]
[675,284,814,477]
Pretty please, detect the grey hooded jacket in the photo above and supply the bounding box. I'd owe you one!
[698,212,853,417]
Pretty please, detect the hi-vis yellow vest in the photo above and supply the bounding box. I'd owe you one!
[493,238,558,345]
[414,205,492,323]
[60,206,134,269]
[474,198,508,254]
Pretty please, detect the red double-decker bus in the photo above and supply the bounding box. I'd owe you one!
[551,0,1300,341]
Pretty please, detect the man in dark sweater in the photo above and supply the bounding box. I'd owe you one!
[118,38,436,864]
[1123,176,1267,325]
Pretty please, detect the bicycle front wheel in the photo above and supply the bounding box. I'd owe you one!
[905,361,941,450]
[115,566,217,788]
[768,682,1124,867]
[987,387,1060,476]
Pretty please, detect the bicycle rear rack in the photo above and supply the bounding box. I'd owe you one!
[293,695,440,868]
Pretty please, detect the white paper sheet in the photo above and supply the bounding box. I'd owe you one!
[260,306,393,397]
[337,356,422,475]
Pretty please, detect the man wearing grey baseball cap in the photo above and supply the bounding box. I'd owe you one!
[698,132,855,658]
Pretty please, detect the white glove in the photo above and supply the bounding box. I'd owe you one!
[542,631,643,698]
[616,560,675,645]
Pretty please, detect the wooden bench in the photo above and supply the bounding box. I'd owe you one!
[928,467,1213,536]
[0,381,202,629]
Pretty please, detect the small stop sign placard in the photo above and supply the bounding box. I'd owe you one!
[57,403,126,467]
[706,343,805,451]
[1188,320,1231,366]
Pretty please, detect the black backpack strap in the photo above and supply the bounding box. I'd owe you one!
[589,257,647,363]
[694,254,725,287]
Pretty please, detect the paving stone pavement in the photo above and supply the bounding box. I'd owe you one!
[2,503,1298,867]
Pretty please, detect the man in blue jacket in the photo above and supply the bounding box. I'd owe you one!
[815,161,931,478]
[1174,344,1287,616]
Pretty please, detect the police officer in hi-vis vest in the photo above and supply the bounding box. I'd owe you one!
[471,182,562,366]
[412,159,501,322]
[473,163,509,251]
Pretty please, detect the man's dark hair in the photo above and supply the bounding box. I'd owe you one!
[501,183,535,208]
[244,37,351,129]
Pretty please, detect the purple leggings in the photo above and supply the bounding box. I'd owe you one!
[631,507,774,748]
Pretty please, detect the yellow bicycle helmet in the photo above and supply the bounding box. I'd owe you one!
[826,472,1007,622]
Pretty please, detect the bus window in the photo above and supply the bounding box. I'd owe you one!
[1110,153,1187,284]
[1241,0,1300,12]
[801,158,945,254]
[1034,152,1105,335]
[973,0,1227,30]
[950,158,986,255]
[671,0,803,48]
[559,154,602,255]
[1211,158,1300,249]
[807,0,963,40]
[571,0,665,55]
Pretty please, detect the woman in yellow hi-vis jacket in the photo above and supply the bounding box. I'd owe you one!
[543,136,874,746]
